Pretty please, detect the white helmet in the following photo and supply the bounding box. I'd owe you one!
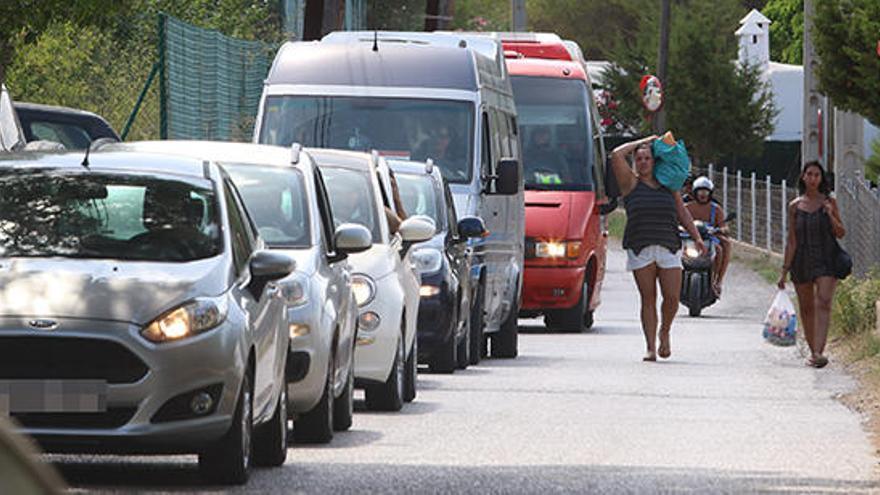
[692,176,714,192]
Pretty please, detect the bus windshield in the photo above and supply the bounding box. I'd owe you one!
[510,76,595,191]
[259,95,475,184]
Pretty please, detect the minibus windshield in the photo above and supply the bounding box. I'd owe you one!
[511,76,595,191]
[260,96,475,184]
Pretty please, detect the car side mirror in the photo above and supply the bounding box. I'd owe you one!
[334,223,372,255]
[249,250,295,297]
[398,216,435,256]
[456,216,488,240]
[493,158,519,195]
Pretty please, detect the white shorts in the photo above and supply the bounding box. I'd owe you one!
[626,245,682,271]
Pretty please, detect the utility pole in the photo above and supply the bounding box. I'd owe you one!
[512,0,527,31]
[802,0,823,168]
[426,0,454,31]
[654,0,671,134]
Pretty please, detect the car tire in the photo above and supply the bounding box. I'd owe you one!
[332,361,354,432]
[429,331,457,374]
[199,372,252,485]
[468,283,485,365]
[364,334,404,412]
[253,382,288,467]
[293,355,334,444]
[403,333,417,402]
[545,281,591,333]
[456,316,470,370]
[491,298,519,359]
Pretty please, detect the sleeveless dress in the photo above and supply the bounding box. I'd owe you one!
[790,208,836,284]
[622,181,681,255]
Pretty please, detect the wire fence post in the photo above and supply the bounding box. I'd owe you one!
[736,169,742,241]
[765,175,772,251]
[750,172,757,245]
[157,13,167,140]
[723,167,728,215]
[781,179,787,251]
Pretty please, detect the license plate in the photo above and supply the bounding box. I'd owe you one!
[0,380,107,414]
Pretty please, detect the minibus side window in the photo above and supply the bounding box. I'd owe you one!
[481,111,493,183]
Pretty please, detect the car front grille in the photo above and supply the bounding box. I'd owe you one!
[12,408,137,429]
[0,337,149,384]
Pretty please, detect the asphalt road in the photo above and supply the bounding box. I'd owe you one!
[55,244,880,494]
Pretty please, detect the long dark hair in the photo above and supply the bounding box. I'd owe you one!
[798,161,832,195]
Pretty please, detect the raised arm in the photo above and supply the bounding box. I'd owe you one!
[609,135,658,196]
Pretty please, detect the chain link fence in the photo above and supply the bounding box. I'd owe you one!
[836,170,880,277]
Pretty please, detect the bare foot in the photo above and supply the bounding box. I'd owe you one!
[658,330,671,359]
[643,351,657,362]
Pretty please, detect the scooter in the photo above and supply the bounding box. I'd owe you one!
[679,213,735,317]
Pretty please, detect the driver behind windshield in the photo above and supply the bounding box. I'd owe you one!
[523,127,570,185]
[414,123,466,180]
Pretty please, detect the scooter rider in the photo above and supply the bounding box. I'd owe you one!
[685,177,730,297]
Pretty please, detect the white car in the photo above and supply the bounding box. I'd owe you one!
[312,149,434,411]
[103,141,372,444]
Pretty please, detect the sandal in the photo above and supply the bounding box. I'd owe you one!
[806,355,829,368]
[643,351,657,362]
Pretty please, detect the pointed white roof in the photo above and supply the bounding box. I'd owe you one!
[740,9,771,26]
[736,22,763,36]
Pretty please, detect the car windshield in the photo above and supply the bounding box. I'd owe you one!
[259,96,475,184]
[395,172,443,230]
[0,170,221,261]
[320,167,381,243]
[223,163,311,248]
[511,76,595,191]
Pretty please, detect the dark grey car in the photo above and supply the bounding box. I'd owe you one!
[0,150,294,485]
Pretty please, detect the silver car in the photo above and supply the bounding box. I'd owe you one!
[109,141,372,444]
[0,150,294,485]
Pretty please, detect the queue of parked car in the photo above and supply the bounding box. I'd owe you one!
[0,30,610,487]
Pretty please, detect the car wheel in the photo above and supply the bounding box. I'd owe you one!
[253,382,288,467]
[491,298,519,359]
[332,361,354,431]
[429,330,457,374]
[364,334,404,412]
[199,372,252,485]
[545,281,590,333]
[456,316,470,370]
[403,332,417,402]
[293,354,334,444]
[468,282,485,365]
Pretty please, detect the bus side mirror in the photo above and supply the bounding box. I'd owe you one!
[604,157,621,198]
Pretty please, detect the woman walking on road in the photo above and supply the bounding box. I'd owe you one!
[610,135,705,361]
[778,161,846,368]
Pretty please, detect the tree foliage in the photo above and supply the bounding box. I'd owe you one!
[449,0,509,32]
[866,137,880,185]
[813,0,880,126]
[366,0,425,30]
[598,1,777,164]
[527,0,645,60]
[763,0,803,64]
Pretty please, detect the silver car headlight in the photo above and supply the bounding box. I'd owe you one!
[351,274,376,307]
[411,247,443,273]
[280,273,309,307]
[141,295,229,343]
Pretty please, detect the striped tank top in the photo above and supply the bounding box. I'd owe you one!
[622,181,681,255]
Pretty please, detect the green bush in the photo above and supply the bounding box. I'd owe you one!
[831,271,880,337]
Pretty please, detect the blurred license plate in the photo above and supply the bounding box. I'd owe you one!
[0,380,107,414]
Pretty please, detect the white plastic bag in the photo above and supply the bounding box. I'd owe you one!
[763,290,797,346]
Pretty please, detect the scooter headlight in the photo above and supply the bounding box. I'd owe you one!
[683,240,700,258]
